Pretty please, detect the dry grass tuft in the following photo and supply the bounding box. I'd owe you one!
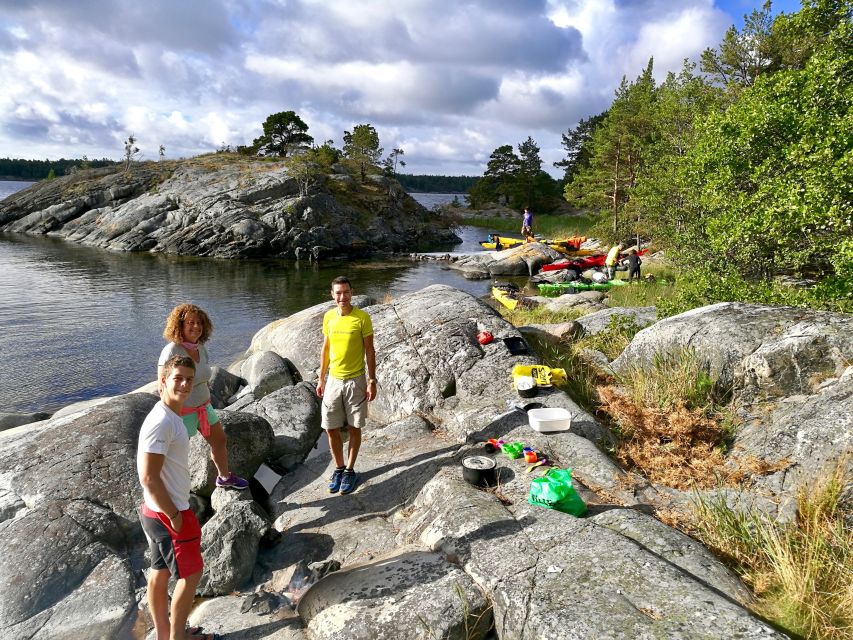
[692,461,853,640]
[598,386,728,489]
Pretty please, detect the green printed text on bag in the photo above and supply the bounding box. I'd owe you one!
[528,468,587,517]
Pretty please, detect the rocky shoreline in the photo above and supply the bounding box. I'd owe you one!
[0,286,850,639]
[0,157,460,260]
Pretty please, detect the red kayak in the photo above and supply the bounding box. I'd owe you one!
[540,249,648,273]
[541,254,607,272]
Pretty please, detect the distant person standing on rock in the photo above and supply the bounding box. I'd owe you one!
[521,207,533,239]
[316,276,377,495]
[159,304,248,491]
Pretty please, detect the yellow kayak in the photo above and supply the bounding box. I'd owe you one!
[481,235,589,254]
[480,236,527,250]
[492,286,520,311]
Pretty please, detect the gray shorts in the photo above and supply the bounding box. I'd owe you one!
[321,374,368,430]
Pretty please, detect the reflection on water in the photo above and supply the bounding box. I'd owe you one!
[0,226,491,413]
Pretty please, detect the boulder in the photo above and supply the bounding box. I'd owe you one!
[189,411,275,497]
[198,500,272,596]
[612,302,824,391]
[396,468,783,640]
[209,365,244,409]
[0,393,156,638]
[227,350,299,401]
[575,306,657,336]
[187,595,306,639]
[238,382,322,469]
[0,411,51,431]
[518,321,583,344]
[613,302,853,517]
[298,548,491,640]
[446,242,563,278]
[526,290,607,314]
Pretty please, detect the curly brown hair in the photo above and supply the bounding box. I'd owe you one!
[163,304,214,344]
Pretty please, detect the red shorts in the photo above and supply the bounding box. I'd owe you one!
[139,504,203,579]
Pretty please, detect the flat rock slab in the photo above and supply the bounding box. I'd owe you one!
[298,548,490,640]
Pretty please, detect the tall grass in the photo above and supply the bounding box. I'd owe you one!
[693,462,853,640]
[466,213,597,239]
[606,264,678,309]
[619,349,716,411]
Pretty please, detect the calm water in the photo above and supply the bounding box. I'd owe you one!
[0,189,490,413]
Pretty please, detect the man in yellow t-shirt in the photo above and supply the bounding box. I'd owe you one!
[316,276,377,495]
[605,243,623,281]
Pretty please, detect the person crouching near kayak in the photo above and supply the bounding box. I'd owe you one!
[159,304,248,491]
[605,243,623,281]
[316,276,377,495]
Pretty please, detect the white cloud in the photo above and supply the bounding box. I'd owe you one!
[0,0,771,174]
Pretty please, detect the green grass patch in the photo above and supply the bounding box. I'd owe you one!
[573,314,641,361]
[692,462,853,640]
[606,264,678,309]
[497,305,585,327]
[617,348,717,411]
[466,213,597,239]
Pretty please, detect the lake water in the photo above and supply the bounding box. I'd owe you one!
[0,188,490,413]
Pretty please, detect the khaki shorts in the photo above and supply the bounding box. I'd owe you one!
[321,374,368,430]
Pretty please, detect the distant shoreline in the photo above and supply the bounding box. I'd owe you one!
[0,177,37,182]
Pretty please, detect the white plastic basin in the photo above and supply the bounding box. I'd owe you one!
[528,407,572,433]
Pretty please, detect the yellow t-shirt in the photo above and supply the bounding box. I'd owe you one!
[605,245,621,266]
[323,307,373,379]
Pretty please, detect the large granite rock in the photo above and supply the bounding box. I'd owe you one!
[575,305,657,336]
[443,242,564,278]
[254,286,597,440]
[0,393,157,639]
[189,410,275,497]
[0,159,459,259]
[613,302,853,518]
[298,548,491,640]
[0,411,51,432]
[396,468,783,640]
[236,382,322,470]
[198,500,272,597]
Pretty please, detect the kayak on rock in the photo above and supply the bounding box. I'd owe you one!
[480,235,589,255]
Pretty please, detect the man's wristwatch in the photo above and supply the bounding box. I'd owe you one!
[368,378,377,384]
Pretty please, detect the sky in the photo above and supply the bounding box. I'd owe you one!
[0,0,802,177]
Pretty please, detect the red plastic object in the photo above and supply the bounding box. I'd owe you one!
[524,450,538,463]
[477,331,494,345]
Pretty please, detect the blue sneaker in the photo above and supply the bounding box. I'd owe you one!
[340,470,359,495]
[328,468,344,493]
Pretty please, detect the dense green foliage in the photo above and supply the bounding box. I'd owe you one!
[396,174,478,193]
[466,138,564,212]
[251,111,314,157]
[0,157,116,180]
[562,0,852,313]
[343,124,383,182]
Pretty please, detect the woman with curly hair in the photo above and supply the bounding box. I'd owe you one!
[158,303,248,490]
